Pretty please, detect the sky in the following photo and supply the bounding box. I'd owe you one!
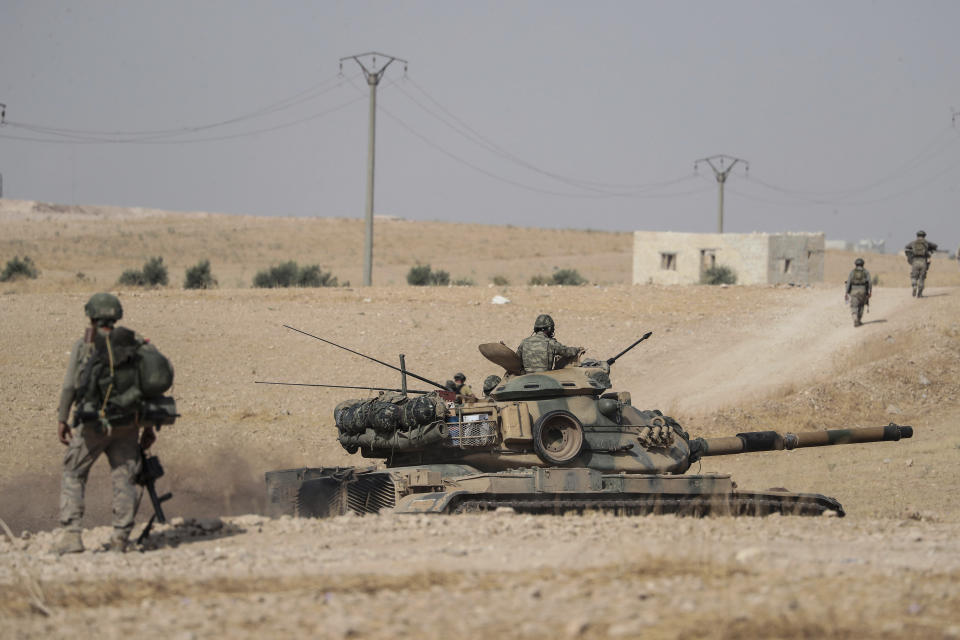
[1,1,958,251]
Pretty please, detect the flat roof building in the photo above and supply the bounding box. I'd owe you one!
[633,231,825,285]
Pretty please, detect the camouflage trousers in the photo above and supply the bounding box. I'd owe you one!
[910,258,928,295]
[60,423,141,536]
[848,288,867,326]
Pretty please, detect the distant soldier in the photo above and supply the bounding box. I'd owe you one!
[516,314,584,373]
[55,293,157,554]
[845,258,872,327]
[445,372,476,402]
[904,230,938,297]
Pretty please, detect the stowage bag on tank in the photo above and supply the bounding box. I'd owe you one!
[400,393,447,429]
[338,420,449,452]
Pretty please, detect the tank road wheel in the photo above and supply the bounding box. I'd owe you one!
[532,411,585,465]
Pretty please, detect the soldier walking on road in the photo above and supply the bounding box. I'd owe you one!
[904,230,938,297]
[845,258,872,327]
[516,314,584,373]
[55,293,157,554]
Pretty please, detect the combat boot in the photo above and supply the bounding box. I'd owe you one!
[54,530,84,555]
[103,530,129,553]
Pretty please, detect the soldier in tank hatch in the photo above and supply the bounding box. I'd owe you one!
[516,314,584,373]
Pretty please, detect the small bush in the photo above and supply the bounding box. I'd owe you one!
[142,256,169,286]
[117,269,147,286]
[452,277,475,286]
[491,275,510,286]
[407,264,450,286]
[118,256,168,287]
[551,269,587,286]
[184,259,218,289]
[528,269,587,286]
[253,261,338,288]
[0,256,39,282]
[701,265,737,285]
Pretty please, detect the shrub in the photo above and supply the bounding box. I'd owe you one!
[528,269,587,286]
[551,269,587,286]
[253,261,338,288]
[118,256,168,287]
[142,256,169,286]
[491,275,510,286]
[452,277,475,286]
[117,269,147,286]
[184,259,218,289]
[0,256,39,282]
[701,265,737,285]
[407,264,450,286]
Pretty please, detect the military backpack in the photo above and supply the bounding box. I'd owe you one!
[74,326,177,428]
[849,267,868,286]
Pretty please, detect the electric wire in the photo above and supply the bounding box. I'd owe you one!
[0,72,359,143]
[399,75,697,194]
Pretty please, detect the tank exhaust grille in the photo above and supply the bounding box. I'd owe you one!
[346,473,396,514]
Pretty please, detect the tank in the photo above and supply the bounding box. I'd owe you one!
[263,333,914,519]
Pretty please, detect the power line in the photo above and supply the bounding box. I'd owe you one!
[694,155,749,233]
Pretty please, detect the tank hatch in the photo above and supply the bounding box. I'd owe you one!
[491,368,607,400]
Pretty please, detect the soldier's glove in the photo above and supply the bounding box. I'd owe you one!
[140,425,157,451]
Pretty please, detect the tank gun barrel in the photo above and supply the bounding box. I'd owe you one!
[692,423,913,459]
[606,332,653,366]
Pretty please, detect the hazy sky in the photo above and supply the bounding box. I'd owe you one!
[1,1,958,251]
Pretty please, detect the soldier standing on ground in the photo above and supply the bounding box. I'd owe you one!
[516,314,584,373]
[904,230,938,298]
[845,258,872,327]
[55,293,156,554]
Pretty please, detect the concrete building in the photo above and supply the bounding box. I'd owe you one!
[632,231,825,285]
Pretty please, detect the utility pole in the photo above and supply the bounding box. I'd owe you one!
[694,155,749,233]
[1,104,6,198]
[339,52,408,286]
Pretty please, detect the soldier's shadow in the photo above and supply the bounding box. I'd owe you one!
[860,319,888,326]
[918,293,948,298]
[135,517,245,551]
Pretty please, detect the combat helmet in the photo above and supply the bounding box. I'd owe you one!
[84,292,123,325]
[917,230,926,237]
[533,314,555,336]
[854,258,864,266]
[454,372,466,382]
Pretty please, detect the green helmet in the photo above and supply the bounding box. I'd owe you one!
[917,230,926,237]
[84,292,123,323]
[854,258,864,267]
[533,314,555,334]
[482,375,502,396]
[454,372,466,382]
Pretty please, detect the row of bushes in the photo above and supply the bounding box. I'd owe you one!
[407,264,589,287]
[1,255,737,287]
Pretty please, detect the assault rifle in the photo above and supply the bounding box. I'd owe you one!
[136,449,172,545]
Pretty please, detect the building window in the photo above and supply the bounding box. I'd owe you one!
[700,249,716,272]
[660,252,677,270]
[782,258,792,274]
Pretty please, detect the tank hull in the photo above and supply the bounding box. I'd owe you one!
[265,465,845,519]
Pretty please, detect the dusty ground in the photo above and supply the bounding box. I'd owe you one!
[1,200,959,638]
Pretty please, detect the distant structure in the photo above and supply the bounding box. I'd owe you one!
[633,231,825,285]
[825,238,886,254]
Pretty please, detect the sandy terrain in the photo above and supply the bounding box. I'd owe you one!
[1,200,959,638]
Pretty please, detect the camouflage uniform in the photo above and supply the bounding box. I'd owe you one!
[904,235,938,297]
[516,333,581,373]
[58,331,142,540]
[845,264,872,327]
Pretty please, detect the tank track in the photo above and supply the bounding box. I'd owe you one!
[449,492,844,517]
